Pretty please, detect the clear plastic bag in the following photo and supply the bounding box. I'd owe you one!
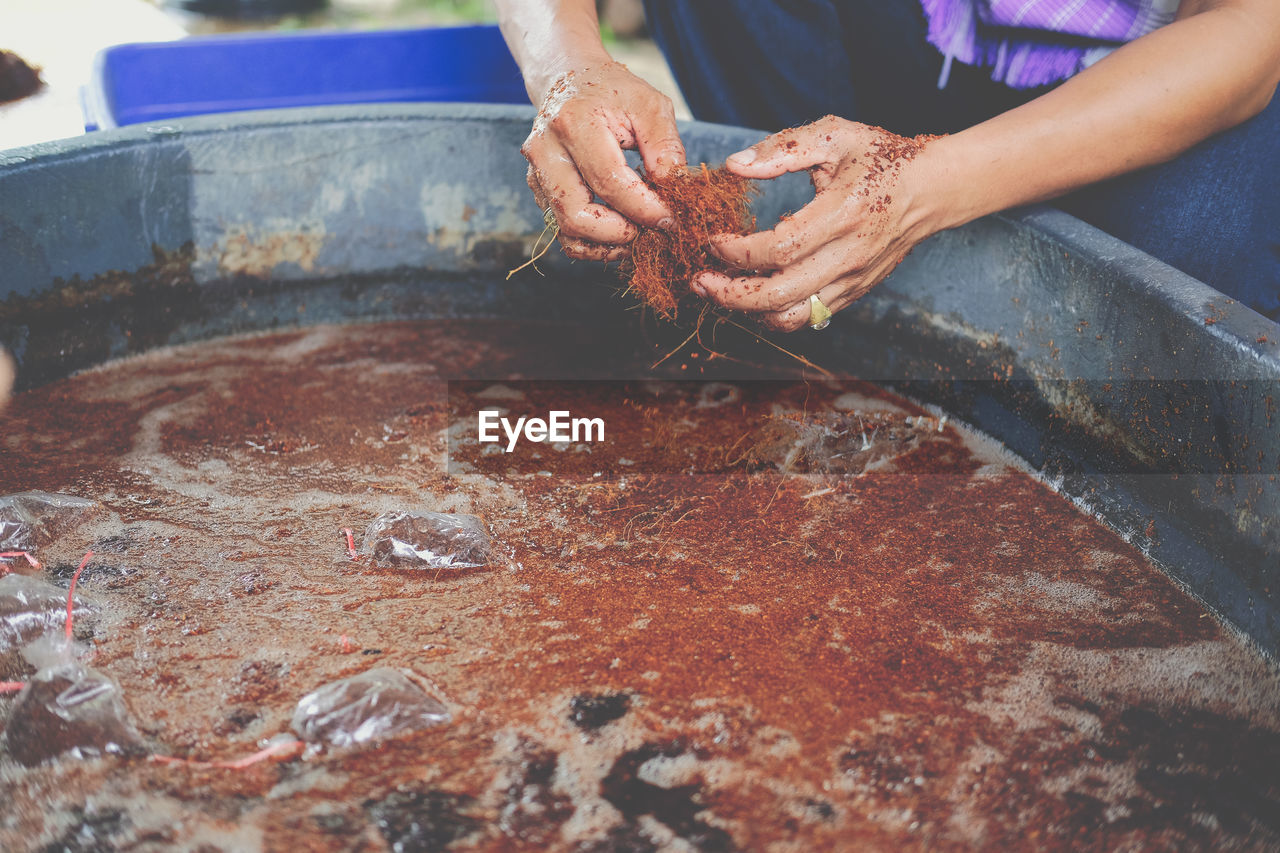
[3,659,143,766]
[291,667,451,749]
[0,491,98,553]
[360,511,491,570]
[0,574,96,654]
[743,411,940,474]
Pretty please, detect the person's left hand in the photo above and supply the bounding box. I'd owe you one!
[692,116,940,332]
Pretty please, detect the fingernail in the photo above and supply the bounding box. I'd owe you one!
[657,217,675,231]
[727,149,757,166]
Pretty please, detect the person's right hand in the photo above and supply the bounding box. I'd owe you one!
[521,61,686,261]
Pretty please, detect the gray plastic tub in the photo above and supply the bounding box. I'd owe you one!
[1,103,1277,657]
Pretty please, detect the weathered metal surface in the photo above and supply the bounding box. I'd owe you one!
[0,103,1276,657]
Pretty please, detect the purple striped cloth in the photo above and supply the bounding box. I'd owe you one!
[920,0,1181,89]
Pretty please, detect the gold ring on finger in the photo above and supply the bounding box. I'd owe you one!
[809,293,833,330]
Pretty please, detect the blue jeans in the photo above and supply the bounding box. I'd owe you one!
[643,0,1280,319]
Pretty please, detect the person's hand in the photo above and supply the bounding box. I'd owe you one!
[521,61,686,261]
[0,348,13,408]
[692,116,939,332]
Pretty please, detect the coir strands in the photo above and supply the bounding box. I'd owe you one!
[624,164,755,319]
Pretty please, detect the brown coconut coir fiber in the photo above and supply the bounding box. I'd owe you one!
[623,164,755,319]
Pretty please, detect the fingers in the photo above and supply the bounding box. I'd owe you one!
[693,268,809,315]
[694,239,867,314]
[524,141,638,245]
[559,123,672,227]
[724,116,845,180]
[710,188,853,271]
[523,63,687,238]
[632,97,687,180]
[715,119,856,273]
[760,282,847,333]
[758,254,899,332]
[687,114,922,332]
[696,264,866,333]
[560,237,629,262]
[525,168,627,260]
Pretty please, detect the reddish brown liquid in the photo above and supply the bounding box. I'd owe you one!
[1,321,1277,851]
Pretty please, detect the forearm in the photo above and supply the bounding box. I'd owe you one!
[495,0,612,102]
[920,0,1280,233]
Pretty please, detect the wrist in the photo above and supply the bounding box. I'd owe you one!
[903,132,996,240]
[497,0,614,104]
[523,44,614,104]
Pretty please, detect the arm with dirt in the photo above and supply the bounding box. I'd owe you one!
[495,0,686,261]
[695,0,1280,330]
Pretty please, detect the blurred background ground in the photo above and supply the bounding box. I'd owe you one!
[0,0,688,151]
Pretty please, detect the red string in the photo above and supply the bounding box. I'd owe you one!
[0,550,41,570]
[150,738,303,770]
[10,548,307,772]
[66,550,93,639]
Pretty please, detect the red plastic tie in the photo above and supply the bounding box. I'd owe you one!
[0,551,41,570]
[65,550,94,639]
[150,738,304,770]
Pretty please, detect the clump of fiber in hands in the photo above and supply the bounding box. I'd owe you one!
[623,164,756,319]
